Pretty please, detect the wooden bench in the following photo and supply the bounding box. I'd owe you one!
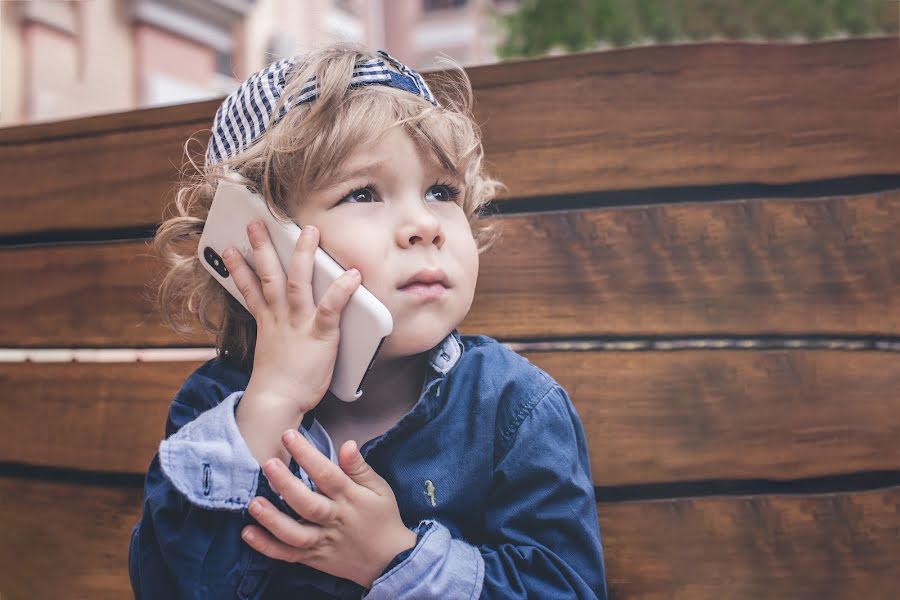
[1,37,898,599]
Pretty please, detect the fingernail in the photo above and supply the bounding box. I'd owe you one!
[248,220,261,233]
[248,501,262,516]
[282,429,297,444]
[222,248,235,260]
[302,225,317,235]
[242,528,254,541]
[348,268,359,278]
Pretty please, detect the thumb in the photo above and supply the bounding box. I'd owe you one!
[339,440,384,490]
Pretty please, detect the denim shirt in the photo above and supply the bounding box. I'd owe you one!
[128,330,608,599]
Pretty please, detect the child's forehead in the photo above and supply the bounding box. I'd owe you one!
[340,145,456,179]
[332,127,452,173]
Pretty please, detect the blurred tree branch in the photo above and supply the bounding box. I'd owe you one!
[488,0,899,59]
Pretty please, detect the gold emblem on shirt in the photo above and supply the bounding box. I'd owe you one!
[424,480,437,507]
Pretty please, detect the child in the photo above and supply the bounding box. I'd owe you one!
[129,41,607,599]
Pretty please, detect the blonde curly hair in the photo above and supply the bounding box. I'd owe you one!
[151,41,505,371]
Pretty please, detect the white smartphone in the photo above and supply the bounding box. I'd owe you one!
[198,172,393,402]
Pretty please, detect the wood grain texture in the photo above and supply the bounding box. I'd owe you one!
[0,239,192,347]
[0,361,197,474]
[528,350,900,486]
[466,37,899,198]
[4,350,898,485]
[1,478,896,599]
[468,191,898,338]
[599,487,900,599]
[2,193,896,347]
[0,120,207,235]
[0,38,896,236]
[0,478,142,600]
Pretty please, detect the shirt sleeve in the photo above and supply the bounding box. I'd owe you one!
[128,383,334,599]
[156,391,262,509]
[363,383,608,600]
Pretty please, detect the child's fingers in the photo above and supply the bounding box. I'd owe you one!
[241,524,306,563]
[279,429,350,499]
[246,221,287,310]
[261,454,335,524]
[285,225,318,313]
[246,497,322,551]
[221,248,263,315]
[311,267,361,338]
[337,439,387,493]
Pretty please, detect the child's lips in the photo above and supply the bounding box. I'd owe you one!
[398,282,448,300]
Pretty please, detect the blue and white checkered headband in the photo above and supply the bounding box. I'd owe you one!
[205,49,439,166]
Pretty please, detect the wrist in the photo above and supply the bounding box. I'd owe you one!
[242,379,312,418]
[364,527,417,589]
[235,385,308,467]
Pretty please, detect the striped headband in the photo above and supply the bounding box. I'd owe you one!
[205,49,439,166]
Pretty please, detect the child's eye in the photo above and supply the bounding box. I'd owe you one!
[427,182,462,204]
[335,181,462,206]
[337,183,379,205]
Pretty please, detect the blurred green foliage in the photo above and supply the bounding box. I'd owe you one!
[492,0,898,58]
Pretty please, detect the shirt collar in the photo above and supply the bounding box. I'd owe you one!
[426,328,464,375]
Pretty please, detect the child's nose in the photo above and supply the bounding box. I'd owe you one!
[396,205,443,248]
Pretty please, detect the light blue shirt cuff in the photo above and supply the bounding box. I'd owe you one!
[158,390,260,511]
[159,390,340,511]
[364,520,485,600]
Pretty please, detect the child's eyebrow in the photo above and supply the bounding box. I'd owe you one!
[326,159,460,191]
[330,160,389,188]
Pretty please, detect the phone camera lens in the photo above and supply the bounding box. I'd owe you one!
[203,246,229,278]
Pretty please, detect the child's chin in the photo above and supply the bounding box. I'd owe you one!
[381,323,454,358]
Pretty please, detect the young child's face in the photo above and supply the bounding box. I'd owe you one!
[292,127,480,360]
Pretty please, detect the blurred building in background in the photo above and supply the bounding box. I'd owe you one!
[0,0,518,126]
[2,0,894,127]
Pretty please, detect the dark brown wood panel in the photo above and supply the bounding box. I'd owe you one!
[468,36,899,198]
[0,361,198,474]
[0,120,207,235]
[0,239,196,347]
[1,38,896,236]
[529,350,900,486]
[0,478,142,600]
[2,478,896,599]
[600,487,900,599]
[2,192,896,347]
[470,191,899,338]
[4,350,897,485]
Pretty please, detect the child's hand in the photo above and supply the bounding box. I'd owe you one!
[223,221,362,413]
[241,429,417,589]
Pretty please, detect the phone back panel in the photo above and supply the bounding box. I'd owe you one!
[197,176,393,402]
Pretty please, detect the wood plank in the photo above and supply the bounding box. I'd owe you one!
[530,350,900,486]
[0,361,197,474]
[3,350,898,485]
[599,487,900,599]
[1,478,896,599]
[0,120,206,236]
[2,193,896,347]
[0,239,196,347]
[468,36,899,198]
[0,38,896,236]
[469,191,899,338]
[0,478,142,600]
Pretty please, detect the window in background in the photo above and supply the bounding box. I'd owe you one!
[424,0,469,12]
[216,50,233,77]
[334,0,358,15]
